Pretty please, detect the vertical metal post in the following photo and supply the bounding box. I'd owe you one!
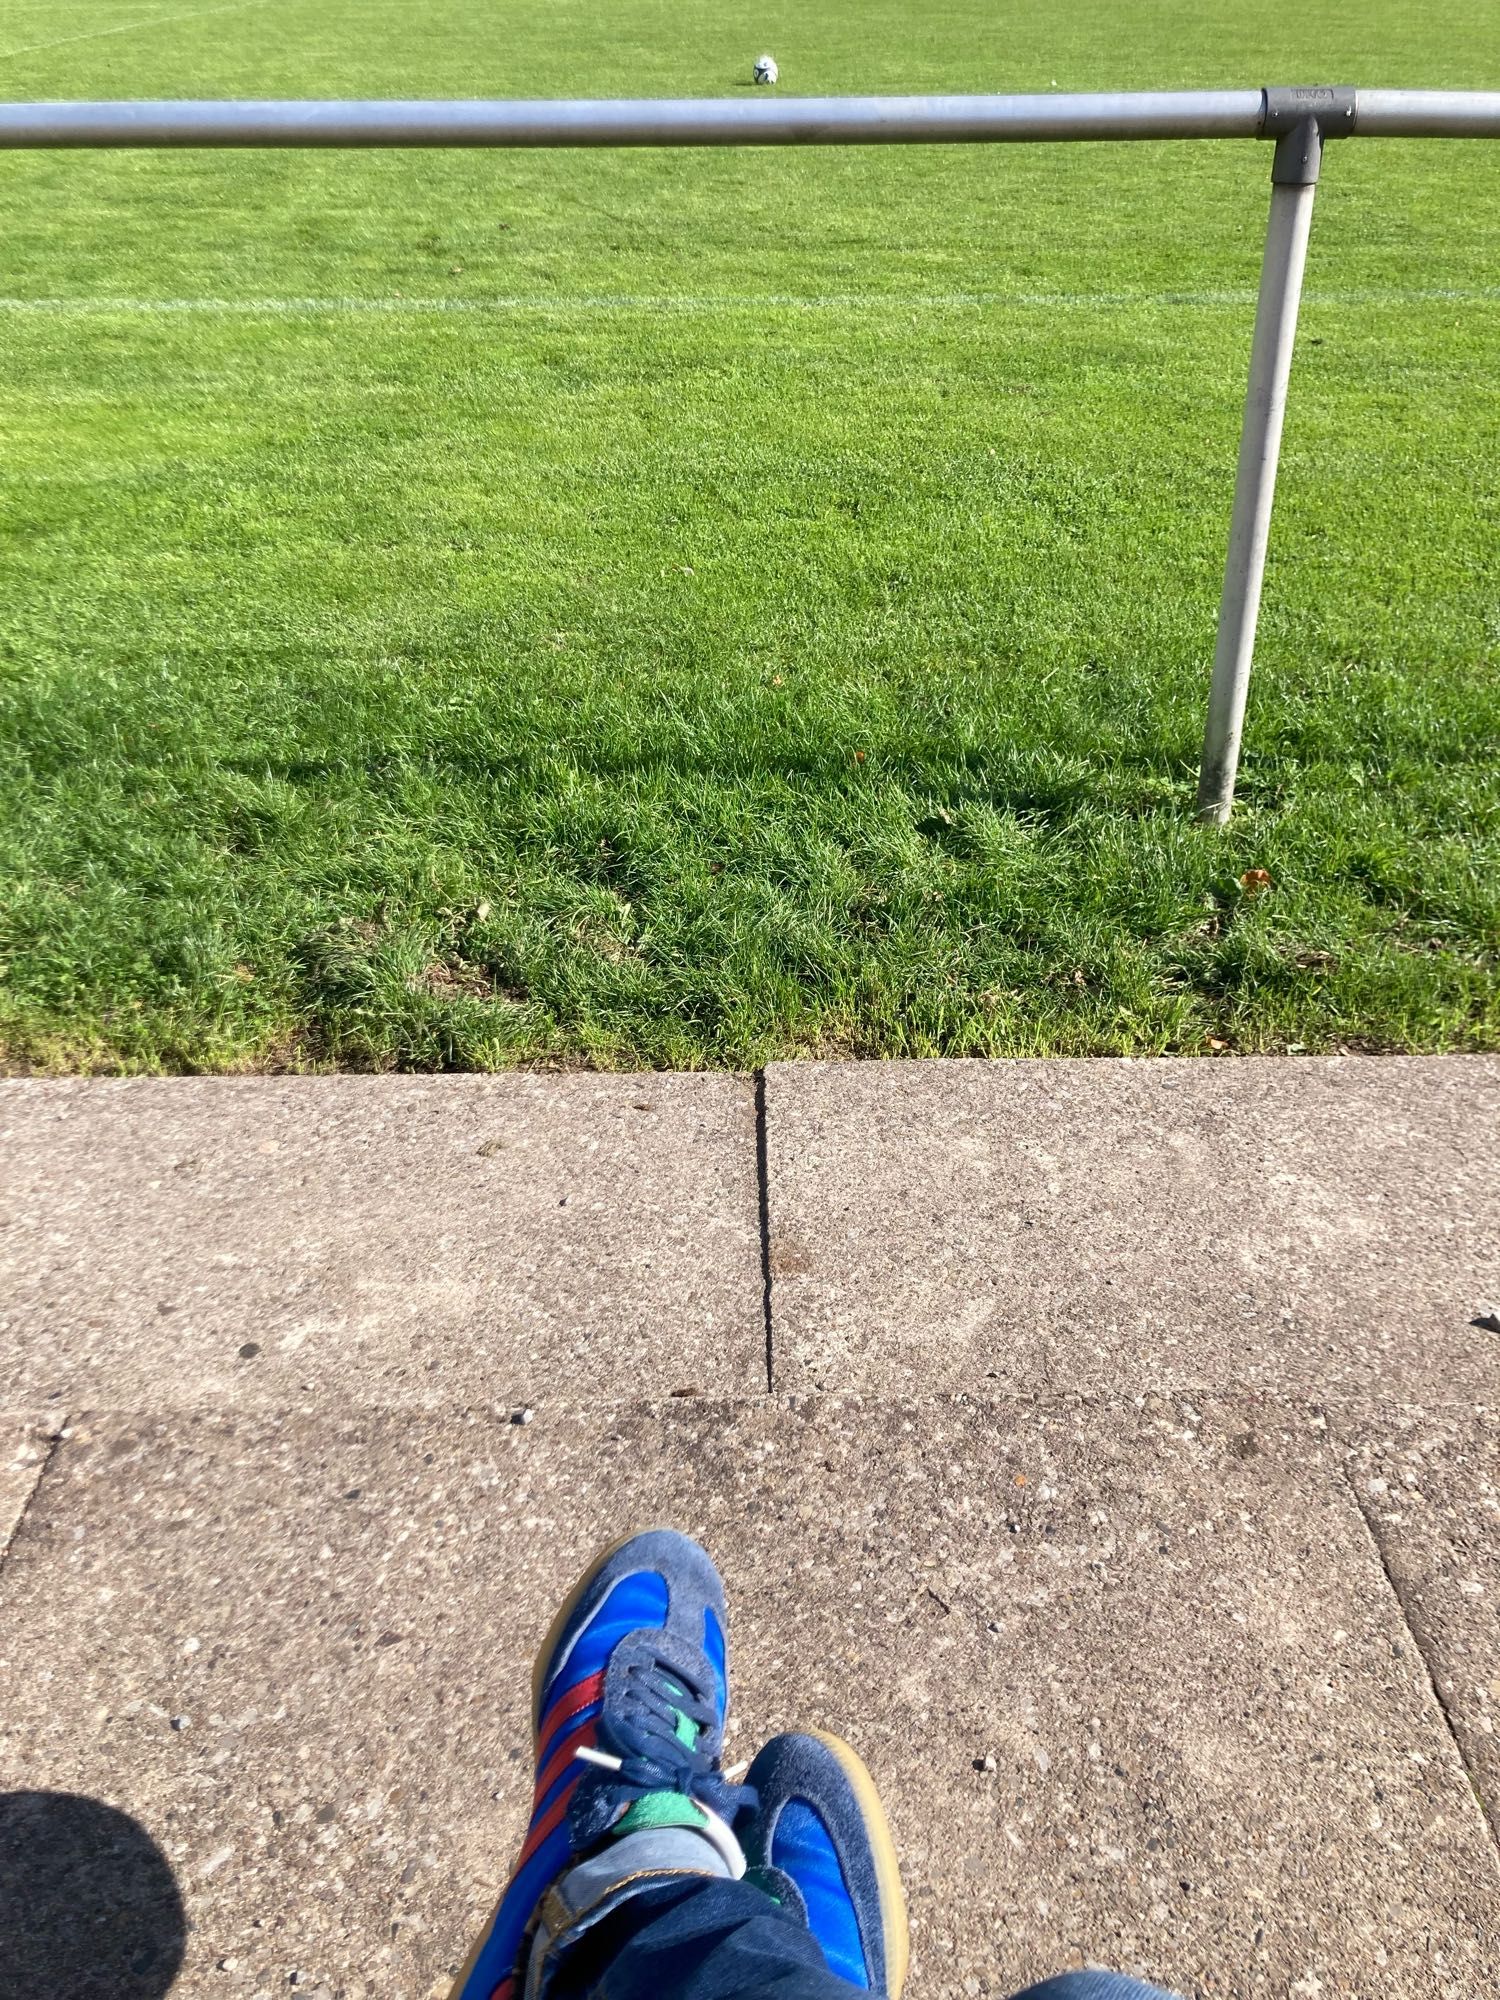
[1196,113,1324,822]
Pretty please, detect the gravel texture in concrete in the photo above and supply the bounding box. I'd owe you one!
[1344,1405,1500,1847]
[1,1397,1495,2000]
[0,1076,764,1410]
[765,1057,1500,1403]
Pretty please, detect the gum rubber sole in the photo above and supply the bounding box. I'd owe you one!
[807,1728,910,2000]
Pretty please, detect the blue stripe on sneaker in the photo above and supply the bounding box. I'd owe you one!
[774,1800,869,1988]
[536,1570,670,1733]
[457,1820,574,1999]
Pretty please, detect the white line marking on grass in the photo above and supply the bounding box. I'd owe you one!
[0,286,1496,319]
[1,0,264,63]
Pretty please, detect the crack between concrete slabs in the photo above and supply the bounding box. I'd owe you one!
[753,1069,774,1394]
[1339,1455,1500,1869]
[0,1418,67,1576]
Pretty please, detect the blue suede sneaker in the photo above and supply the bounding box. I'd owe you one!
[450,1530,749,2000]
[742,1730,909,1999]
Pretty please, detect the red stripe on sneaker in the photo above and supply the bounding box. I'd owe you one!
[533,1714,600,1804]
[515,1787,572,1872]
[488,1978,516,2000]
[534,1669,606,1768]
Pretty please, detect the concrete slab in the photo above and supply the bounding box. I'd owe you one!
[0,1076,764,1410]
[765,1056,1500,1402]
[1344,1407,1500,1846]
[1,1397,1495,1999]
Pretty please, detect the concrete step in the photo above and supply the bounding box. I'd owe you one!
[6,1058,1496,1415]
[3,1059,1498,1999]
[2,1396,1497,2000]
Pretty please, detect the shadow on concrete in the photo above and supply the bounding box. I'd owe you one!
[0,1791,185,1999]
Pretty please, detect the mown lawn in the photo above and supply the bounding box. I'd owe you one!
[1,0,1497,1069]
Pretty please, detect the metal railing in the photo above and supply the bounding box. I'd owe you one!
[5,85,1498,820]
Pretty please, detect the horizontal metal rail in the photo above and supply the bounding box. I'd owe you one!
[3,84,1497,820]
[1353,89,1500,137]
[0,91,1263,148]
[1,88,1498,150]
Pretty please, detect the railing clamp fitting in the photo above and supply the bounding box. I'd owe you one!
[1261,85,1356,184]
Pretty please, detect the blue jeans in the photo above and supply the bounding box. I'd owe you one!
[539,1871,1176,2000]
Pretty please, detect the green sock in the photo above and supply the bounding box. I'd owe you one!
[609,1681,709,1839]
[612,1791,709,1836]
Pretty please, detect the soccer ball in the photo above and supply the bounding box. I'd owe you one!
[753,54,778,85]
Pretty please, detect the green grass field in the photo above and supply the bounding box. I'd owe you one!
[1,0,1497,1070]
